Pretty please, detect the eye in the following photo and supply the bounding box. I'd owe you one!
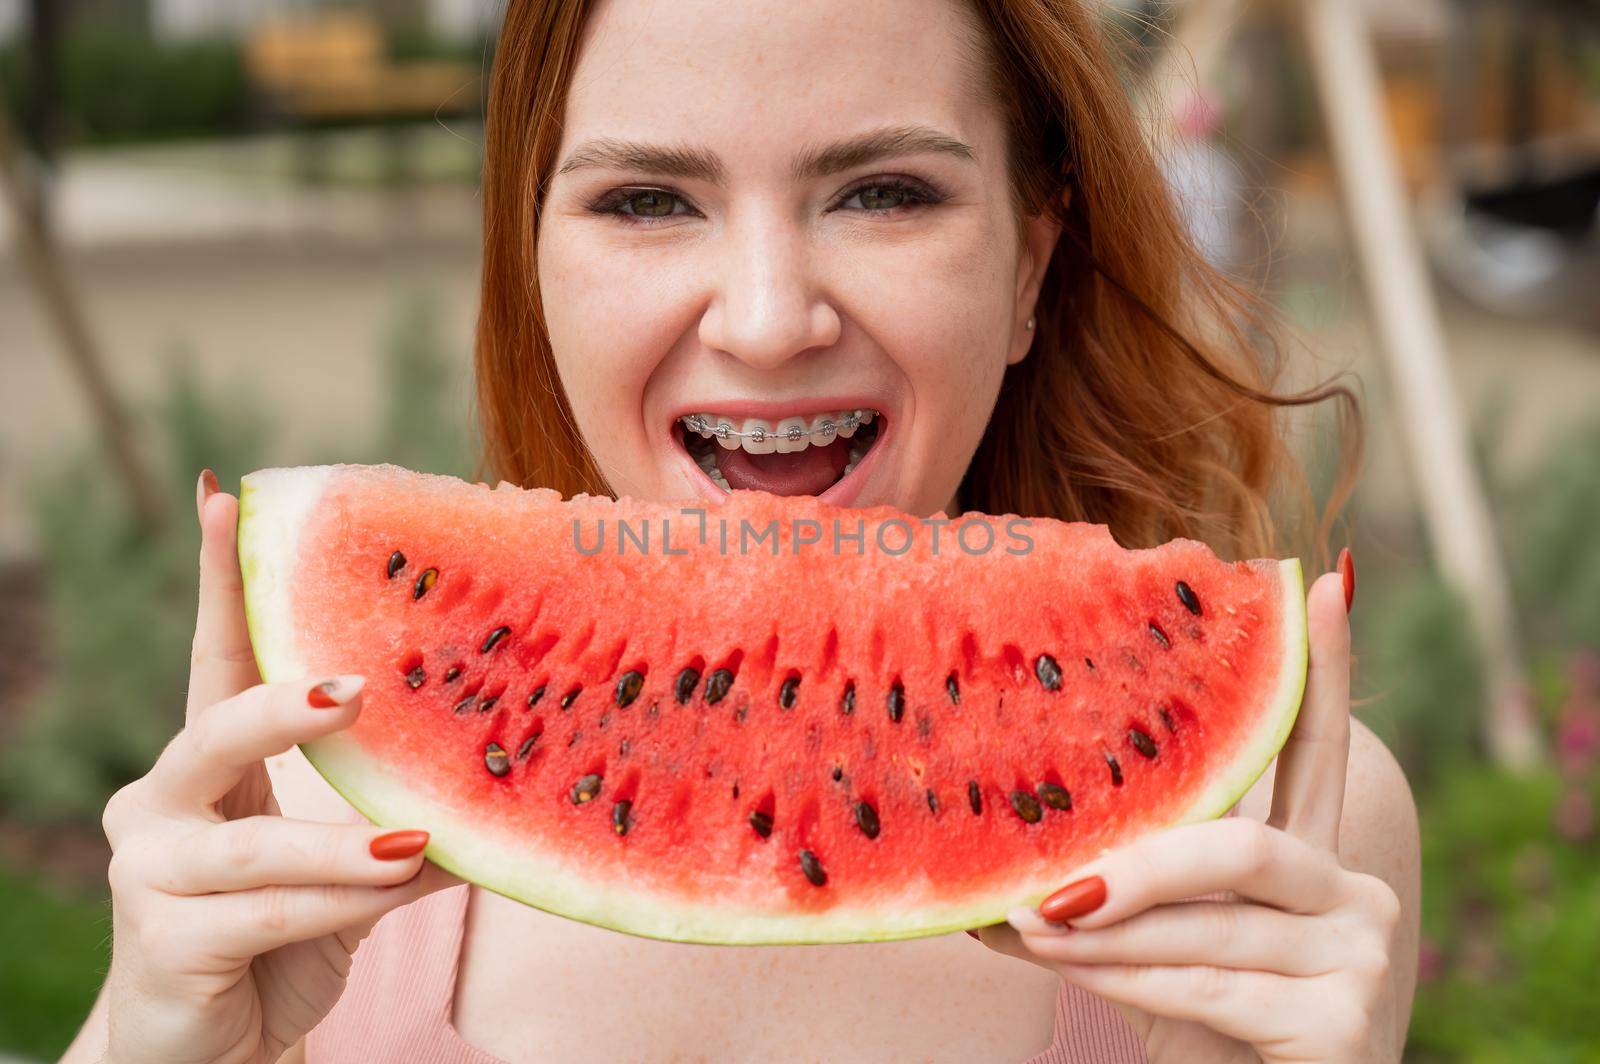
[590,187,694,224]
[836,178,945,215]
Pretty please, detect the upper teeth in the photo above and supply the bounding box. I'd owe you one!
[682,409,877,454]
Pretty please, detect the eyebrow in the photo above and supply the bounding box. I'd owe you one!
[554,124,976,183]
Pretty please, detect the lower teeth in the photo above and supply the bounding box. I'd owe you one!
[686,420,877,493]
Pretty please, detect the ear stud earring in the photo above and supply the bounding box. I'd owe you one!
[1026,317,1035,330]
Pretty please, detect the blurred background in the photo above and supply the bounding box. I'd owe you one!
[0,1,1596,1060]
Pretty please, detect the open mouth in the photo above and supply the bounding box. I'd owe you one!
[675,408,884,497]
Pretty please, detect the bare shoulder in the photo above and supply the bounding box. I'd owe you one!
[1239,718,1421,887]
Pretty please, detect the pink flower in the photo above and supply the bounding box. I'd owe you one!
[1555,705,1600,779]
[1416,936,1445,984]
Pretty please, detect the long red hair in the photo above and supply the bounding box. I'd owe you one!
[474,0,1360,565]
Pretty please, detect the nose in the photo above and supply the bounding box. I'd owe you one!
[698,215,841,370]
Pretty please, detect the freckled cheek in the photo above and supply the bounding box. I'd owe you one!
[539,237,685,485]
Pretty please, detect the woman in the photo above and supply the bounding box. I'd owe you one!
[68,0,1420,1060]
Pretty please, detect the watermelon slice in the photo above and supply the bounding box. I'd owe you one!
[239,465,1306,944]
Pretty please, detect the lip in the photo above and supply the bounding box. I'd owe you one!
[666,397,891,508]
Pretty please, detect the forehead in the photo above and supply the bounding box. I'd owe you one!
[562,0,1000,171]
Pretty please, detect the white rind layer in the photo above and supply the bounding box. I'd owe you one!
[237,465,1309,945]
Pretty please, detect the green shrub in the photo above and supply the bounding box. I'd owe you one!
[0,28,249,147]
[1407,763,1600,1061]
[0,298,469,823]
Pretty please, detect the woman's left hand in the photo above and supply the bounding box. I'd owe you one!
[975,569,1406,1064]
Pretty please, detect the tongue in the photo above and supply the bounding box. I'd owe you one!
[715,438,851,496]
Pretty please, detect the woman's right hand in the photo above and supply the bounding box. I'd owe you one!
[96,473,455,1064]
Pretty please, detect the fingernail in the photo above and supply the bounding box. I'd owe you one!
[308,675,365,708]
[370,830,429,860]
[196,468,219,522]
[1336,547,1356,613]
[1039,875,1106,925]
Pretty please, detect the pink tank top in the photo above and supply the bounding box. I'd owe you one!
[307,885,1146,1062]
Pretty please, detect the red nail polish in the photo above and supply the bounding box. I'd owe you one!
[370,830,429,860]
[966,929,980,940]
[1337,548,1355,613]
[307,676,364,708]
[1039,875,1107,924]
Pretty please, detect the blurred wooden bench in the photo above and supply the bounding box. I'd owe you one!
[244,12,480,180]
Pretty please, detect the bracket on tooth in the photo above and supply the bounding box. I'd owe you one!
[682,411,867,441]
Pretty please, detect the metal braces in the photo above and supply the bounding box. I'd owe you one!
[679,411,872,443]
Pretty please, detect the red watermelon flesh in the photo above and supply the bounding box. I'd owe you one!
[239,465,1306,944]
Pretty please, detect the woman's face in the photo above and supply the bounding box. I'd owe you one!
[538,0,1060,516]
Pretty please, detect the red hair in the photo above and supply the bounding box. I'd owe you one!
[474,0,1360,564]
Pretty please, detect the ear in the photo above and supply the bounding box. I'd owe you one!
[1007,195,1066,366]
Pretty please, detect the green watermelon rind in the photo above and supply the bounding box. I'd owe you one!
[238,465,1308,945]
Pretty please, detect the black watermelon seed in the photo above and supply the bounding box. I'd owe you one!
[484,742,510,777]
[1105,752,1123,786]
[386,551,407,579]
[799,849,827,887]
[619,739,631,758]
[831,766,843,782]
[560,687,582,710]
[405,665,426,690]
[412,567,438,599]
[674,667,701,704]
[477,695,499,712]
[945,673,960,704]
[527,685,546,707]
[444,665,463,683]
[1159,707,1176,732]
[1084,657,1095,671]
[1148,621,1171,649]
[1035,654,1063,691]
[967,779,983,815]
[612,799,632,836]
[1010,790,1043,824]
[926,788,940,814]
[567,730,582,748]
[749,809,774,838]
[840,681,856,716]
[887,681,905,723]
[453,695,475,714]
[704,669,734,705]
[480,626,511,654]
[854,800,881,840]
[1037,782,1072,810]
[615,670,644,708]
[1130,728,1158,759]
[571,773,602,804]
[515,734,538,760]
[778,676,800,709]
[1175,580,1202,616]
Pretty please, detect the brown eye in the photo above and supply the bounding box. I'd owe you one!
[624,189,679,217]
[854,185,910,211]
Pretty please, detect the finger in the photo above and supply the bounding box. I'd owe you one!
[153,818,431,895]
[150,677,364,812]
[1051,962,1307,1046]
[187,484,260,720]
[192,862,455,962]
[1267,571,1351,851]
[1039,817,1346,927]
[1009,901,1334,977]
